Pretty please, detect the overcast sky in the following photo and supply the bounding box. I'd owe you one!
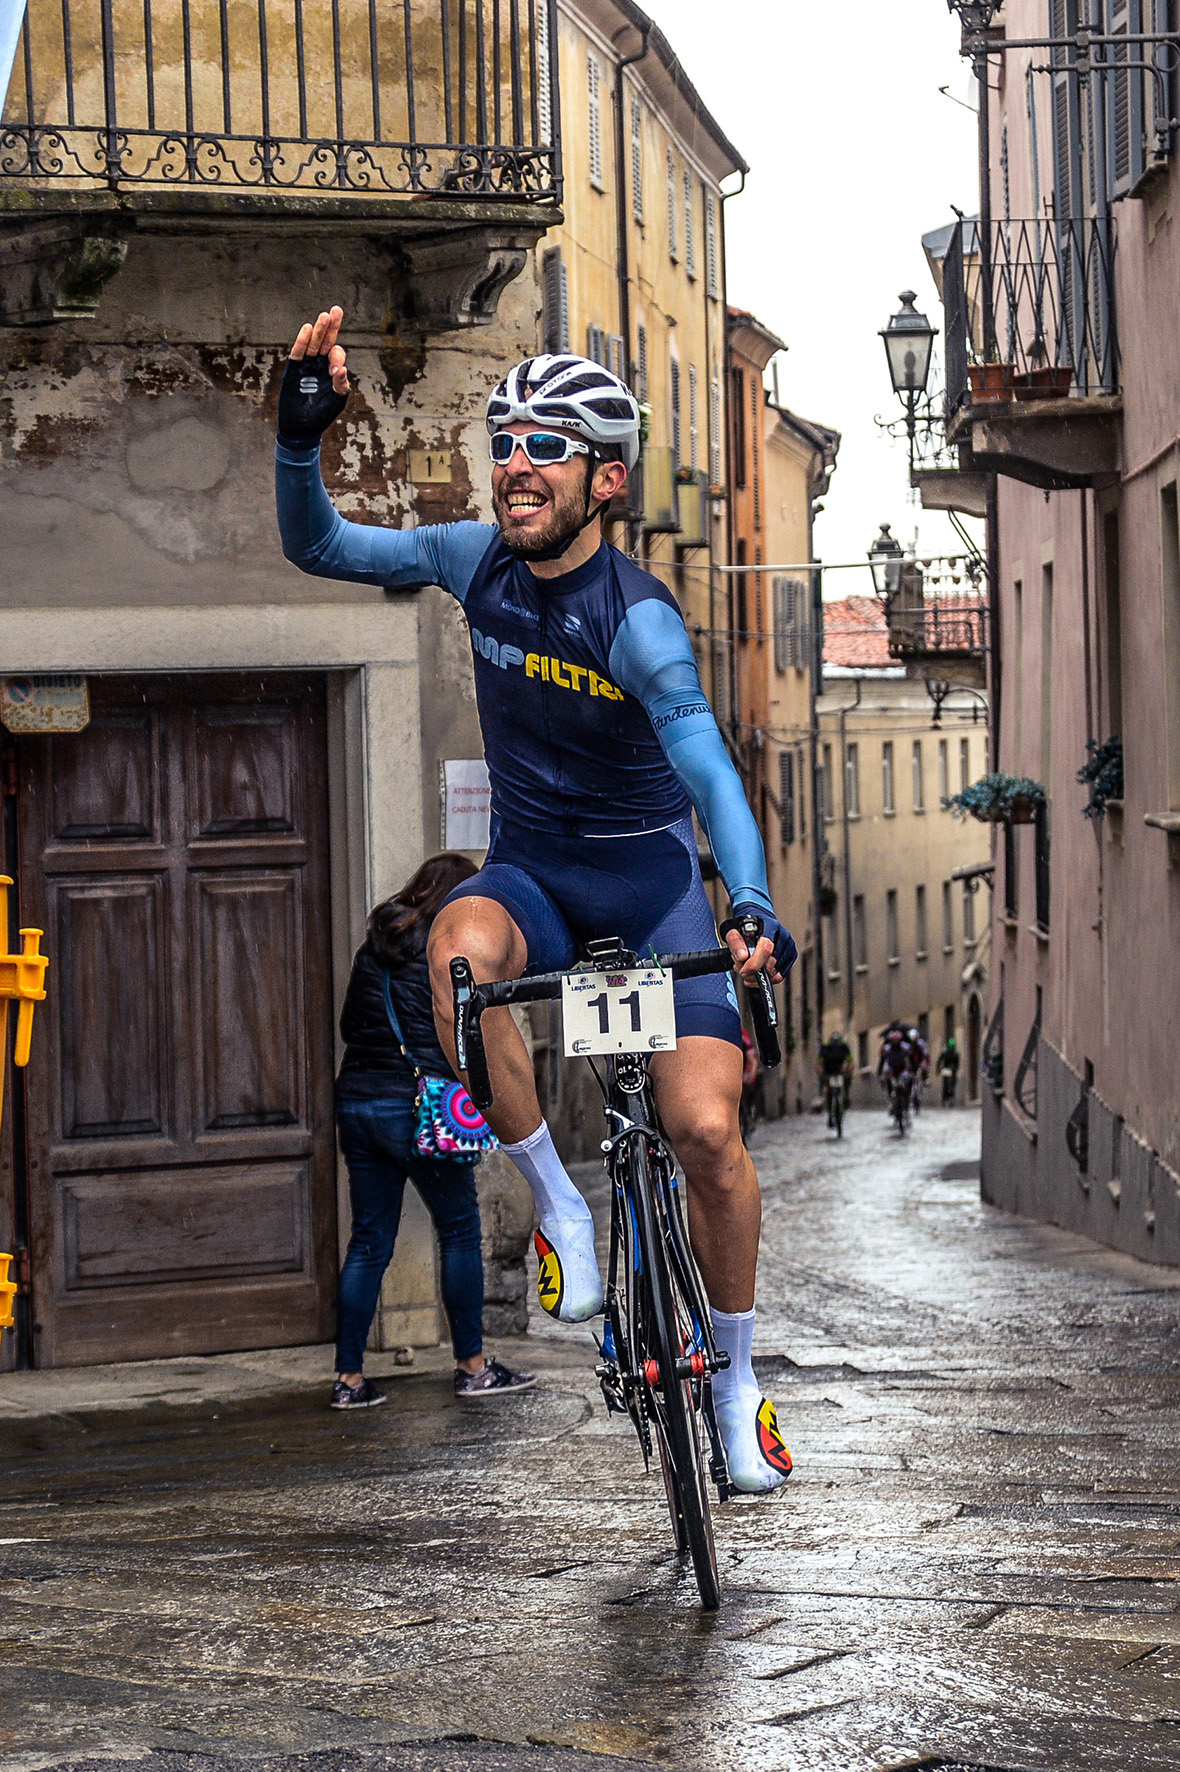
[641,0,982,588]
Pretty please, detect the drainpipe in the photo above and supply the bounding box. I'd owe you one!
[612,22,650,384]
[720,171,746,737]
[610,21,649,561]
[839,676,863,1030]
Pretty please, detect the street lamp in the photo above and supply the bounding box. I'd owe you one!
[868,523,904,600]
[880,291,936,442]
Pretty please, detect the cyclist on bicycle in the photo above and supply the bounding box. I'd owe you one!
[817,1031,852,1128]
[275,310,797,1493]
[877,1027,914,1108]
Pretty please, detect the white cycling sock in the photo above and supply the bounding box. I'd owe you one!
[709,1305,759,1406]
[501,1121,590,1229]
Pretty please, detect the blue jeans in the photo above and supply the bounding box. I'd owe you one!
[335,1097,484,1372]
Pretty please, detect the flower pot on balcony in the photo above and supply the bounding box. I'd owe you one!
[1006,795,1036,825]
[968,362,1016,403]
[1011,366,1074,401]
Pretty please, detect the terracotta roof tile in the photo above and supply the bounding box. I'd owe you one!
[822,596,892,669]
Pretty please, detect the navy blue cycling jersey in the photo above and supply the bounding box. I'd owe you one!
[275,439,774,913]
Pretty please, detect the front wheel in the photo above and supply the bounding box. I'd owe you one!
[627,1141,721,1611]
[833,1085,845,1139]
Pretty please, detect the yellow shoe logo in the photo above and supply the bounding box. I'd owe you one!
[756,1398,793,1476]
[535,1230,564,1318]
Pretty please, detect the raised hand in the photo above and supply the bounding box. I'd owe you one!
[278,305,350,443]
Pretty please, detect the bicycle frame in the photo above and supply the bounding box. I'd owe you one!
[595,1050,731,1504]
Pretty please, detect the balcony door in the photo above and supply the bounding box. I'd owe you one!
[17,674,337,1367]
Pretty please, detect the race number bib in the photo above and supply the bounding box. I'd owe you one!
[561,967,677,1056]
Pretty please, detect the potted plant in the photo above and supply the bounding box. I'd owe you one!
[1077,735,1123,819]
[944,773,1047,823]
[968,361,1017,403]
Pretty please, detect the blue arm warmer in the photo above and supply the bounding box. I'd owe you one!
[275,439,493,599]
[609,600,773,915]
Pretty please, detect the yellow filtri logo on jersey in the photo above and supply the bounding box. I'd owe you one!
[524,653,623,699]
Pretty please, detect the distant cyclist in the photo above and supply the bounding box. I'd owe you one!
[817,1031,853,1129]
[937,1034,960,1105]
[275,310,797,1493]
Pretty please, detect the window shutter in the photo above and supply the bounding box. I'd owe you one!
[667,147,678,259]
[706,193,719,297]
[630,96,643,223]
[709,376,721,484]
[608,334,625,381]
[542,247,569,352]
[688,363,699,469]
[683,167,696,278]
[779,749,795,847]
[750,372,761,528]
[773,576,788,673]
[636,321,648,401]
[587,53,603,187]
[535,2,552,145]
[670,355,681,465]
[586,323,606,366]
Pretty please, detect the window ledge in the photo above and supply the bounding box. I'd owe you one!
[1028,921,1051,943]
[942,944,954,956]
[854,964,869,976]
[882,807,896,818]
[1001,916,1019,932]
[1144,811,1180,833]
[912,806,926,815]
[887,956,900,968]
[915,950,928,961]
[847,811,862,821]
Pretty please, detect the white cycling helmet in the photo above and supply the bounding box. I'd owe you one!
[486,354,642,472]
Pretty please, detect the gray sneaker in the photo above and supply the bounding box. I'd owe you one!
[454,1356,536,1398]
[330,1376,387,1410]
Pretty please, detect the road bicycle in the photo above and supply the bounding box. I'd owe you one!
[823,1073,847,1139]
[450,916,780,1611]
[887,1071,912,1135]
[940,1063,958,1106]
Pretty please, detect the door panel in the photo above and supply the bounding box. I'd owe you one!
[194,873,303,1132]
[54,878,168,1143]
[49,712,161,844]
[192,706,298,837]
[60,1161,308,1287]
[19,674,336,1366]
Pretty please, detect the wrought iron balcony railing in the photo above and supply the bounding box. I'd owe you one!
[1,0,559,201]
[944,215,1118,410]
[886,595,989,664]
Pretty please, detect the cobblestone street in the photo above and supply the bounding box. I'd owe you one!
[3,1104,1180,1772]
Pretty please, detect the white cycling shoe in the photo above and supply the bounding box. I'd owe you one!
[715,1389,794,1493]
[534,1214,604,1323]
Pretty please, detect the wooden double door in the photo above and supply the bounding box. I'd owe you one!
[15,675,338,1367]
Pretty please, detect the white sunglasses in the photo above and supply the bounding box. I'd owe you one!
[489,431,594,466]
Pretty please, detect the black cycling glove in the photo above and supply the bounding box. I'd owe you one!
[277,352,349,446]
[726,904,799,975]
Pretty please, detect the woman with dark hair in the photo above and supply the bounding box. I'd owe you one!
[332,851,534,1407]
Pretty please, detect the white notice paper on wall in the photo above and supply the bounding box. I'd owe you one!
[441,759,491,851]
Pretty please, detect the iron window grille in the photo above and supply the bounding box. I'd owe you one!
[1034,798,1052,932]
[1012,1007,1041,1120]
[1,0,562,200]
[982,994,1004,1093]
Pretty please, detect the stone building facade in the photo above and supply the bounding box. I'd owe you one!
[0,0,558,1367]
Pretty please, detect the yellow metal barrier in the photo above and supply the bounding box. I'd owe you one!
[0,1253,14,1331]
[0,874,48,1343]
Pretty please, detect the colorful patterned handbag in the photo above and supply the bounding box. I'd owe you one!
[382,972,499,1161]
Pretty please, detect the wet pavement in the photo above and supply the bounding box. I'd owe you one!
[3,1104,1180,1772]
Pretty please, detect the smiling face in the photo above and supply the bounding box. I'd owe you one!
[490,421,625,559]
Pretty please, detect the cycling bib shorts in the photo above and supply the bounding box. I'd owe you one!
[444,813,742,1048]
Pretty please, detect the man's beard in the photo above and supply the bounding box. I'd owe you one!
[492,469,593,559]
